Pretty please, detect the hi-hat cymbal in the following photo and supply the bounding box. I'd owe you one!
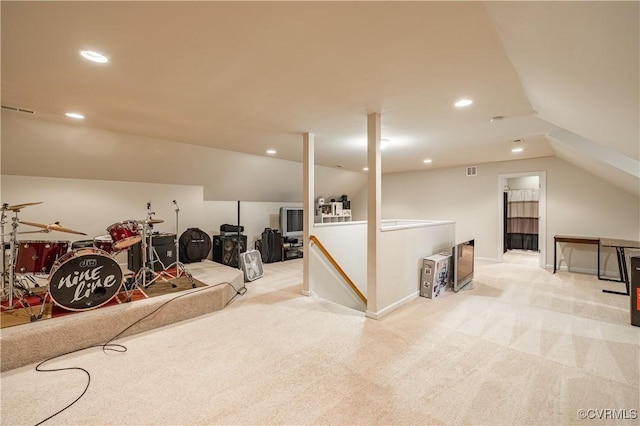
[19,221,87,235]
[146,218,164,224]
[2,201,43,211]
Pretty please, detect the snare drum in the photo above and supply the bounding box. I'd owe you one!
[15,240,70,274]
[72,240,95,250]
[93,235,114,254]
[48,248,123,311]
[106,220,141,250]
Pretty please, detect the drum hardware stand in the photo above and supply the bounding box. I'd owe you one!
[0,205,39,320]
[127,204,162,298]
[163,200,195,288]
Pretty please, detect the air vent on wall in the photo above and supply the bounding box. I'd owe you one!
[466,166,478,177]
[2,105,34,114]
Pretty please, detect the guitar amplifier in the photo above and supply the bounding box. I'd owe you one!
[212,234,247,267]
[260,228,282,263]
[128,233,176,272]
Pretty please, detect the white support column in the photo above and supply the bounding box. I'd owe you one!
[302,132,314,296]
[366,113,381,318]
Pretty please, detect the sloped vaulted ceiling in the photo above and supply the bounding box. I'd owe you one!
[485,1,639,195]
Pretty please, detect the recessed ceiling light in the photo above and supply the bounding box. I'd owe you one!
[80,50,109,64]
[454,99,473,108]
[423,159,432,164]
[363,167,369,171]
[512,147,524,153]
[266,149,276,155]
[65,112,85,119]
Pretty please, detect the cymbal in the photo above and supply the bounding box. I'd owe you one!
[146,218,164,224]
[2,201,43,211]
[19,221,87,235]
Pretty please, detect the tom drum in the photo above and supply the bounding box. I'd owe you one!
[106,220,141,250]
[15,240,70,274]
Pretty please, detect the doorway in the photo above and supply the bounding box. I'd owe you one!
[497,171,546,268]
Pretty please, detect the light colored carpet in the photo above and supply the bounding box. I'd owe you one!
[1,258,638,425]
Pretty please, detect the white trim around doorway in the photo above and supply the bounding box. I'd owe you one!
[497,171,547,269]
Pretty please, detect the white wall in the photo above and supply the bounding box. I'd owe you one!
[377,222,455,317]
[1,112,366,204]
[377,156,640,274]
[310,220,455,318]
[1,175,205,264]
[311,222,368,296]
[1,175,314,264]
[204,201,302,251]
[309,247,367,313]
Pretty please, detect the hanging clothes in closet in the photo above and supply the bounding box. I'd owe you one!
[505,188,539,251]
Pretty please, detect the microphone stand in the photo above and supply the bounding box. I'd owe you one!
[164,200,195,288]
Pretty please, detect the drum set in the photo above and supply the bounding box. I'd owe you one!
[1,200,194,321]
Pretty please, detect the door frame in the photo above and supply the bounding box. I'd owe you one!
[497,171,547,268]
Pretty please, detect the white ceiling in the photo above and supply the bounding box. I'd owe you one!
[1,1,638,191]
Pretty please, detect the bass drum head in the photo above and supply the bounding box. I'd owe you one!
[48,248,123,311]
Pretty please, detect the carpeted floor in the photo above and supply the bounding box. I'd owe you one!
[1,258,638,425]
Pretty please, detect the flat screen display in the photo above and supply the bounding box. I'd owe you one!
[453,239,474,292]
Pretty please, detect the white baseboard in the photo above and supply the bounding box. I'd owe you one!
[301,289,312,297]
[546,264,620,279]
[476,256,499,263]
[366,291,419,320]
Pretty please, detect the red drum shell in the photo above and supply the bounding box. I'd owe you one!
[15,240,70,274]
[106,220,141,250]
[93,235,114,254]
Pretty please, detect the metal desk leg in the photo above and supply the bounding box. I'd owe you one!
[603,247,630,295]
[597,242,601,279]
[553,237,557,273]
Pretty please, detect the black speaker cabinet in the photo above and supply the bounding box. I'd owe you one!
[212,234,247,267]
[260,229,282,263]
[631,256,640,327]
[128,233,176,272]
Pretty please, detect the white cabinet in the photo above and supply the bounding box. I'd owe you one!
[315,202,352,224]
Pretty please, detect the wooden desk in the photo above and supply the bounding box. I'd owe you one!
[553,235,600,274]
[600,238,640,296]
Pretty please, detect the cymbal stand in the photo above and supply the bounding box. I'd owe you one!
[1,204,8,292]
[131,219,161,294]
[143,201,169,280]
[163,200,195,288]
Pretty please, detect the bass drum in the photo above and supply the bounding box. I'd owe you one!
[48,248,123,311]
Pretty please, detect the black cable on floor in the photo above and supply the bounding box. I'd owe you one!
[34,281,246,425]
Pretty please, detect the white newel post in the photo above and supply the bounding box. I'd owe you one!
[366,113,381,317]
[302,132,314,296]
